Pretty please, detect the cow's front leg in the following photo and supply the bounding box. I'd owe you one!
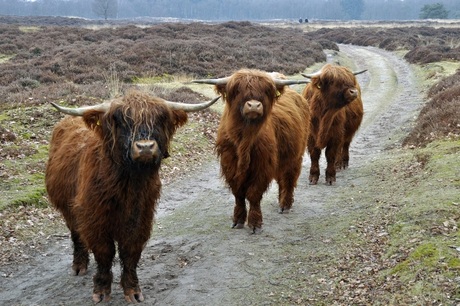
[119,243,144,303]
[91,241,115,303]
[70,230,89,276]
[247,190,264,234]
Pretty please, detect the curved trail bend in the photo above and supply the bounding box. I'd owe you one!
[0,45,424,305]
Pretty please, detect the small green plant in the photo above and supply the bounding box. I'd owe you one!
[11,188,49,208]
[18,78,40,89]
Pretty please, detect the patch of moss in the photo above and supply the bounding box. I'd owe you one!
[391,242,459,276]
[447,257,460,269]
[0,111,12,123]
[11,187,48,208]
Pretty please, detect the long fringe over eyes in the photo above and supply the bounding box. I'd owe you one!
[104,92,172,161]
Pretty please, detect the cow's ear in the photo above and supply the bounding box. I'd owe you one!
[312,76,325,90]
[82,110,104,136]
[171,110,188,129]
[274,85,285,97]
[215,85,227,100]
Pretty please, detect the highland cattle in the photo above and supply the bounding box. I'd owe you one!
[302,64,365,185]
[45,90,219,303]
[194,69,310,233]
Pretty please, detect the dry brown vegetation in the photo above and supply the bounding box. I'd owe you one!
[0,21,324,107]
[403,70,460,147]
[303,26,460,64]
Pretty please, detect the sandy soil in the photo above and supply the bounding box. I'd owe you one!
[0,44,425,305]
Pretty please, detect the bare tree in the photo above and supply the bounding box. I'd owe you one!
[92,0,118,20]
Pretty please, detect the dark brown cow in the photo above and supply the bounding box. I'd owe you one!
[302,63,365,185]
[194,69,310,233]
[45,90,219,303]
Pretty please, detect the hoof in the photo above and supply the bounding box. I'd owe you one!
[251,227,263,235]
[93,292,111,303]
[278,207,290,214]
[125,291,144,303]
[232,223,245,229]
[72,264,87,276]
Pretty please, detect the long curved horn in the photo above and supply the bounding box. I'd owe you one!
[192,77,230,85]
[165,96,220,112]
[301,71,321,78]
[353,69,367,75]
[273,79,310,86]
[302,69,367,78]
[50,101,112,116]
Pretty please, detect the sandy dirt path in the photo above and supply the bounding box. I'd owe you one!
[0,44,424,305]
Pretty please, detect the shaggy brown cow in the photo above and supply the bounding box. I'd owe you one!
[45,90,219,303]
[194,69,310,233]
[302,63,365,185]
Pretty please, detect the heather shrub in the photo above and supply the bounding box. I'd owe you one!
[316,39,339,51]
[403,70,460,147]
[18,78,40,89]
[0,20,327,105]
[0,43,18,54]
[38,71,60,84]
[404,46,443,64]
[304,26,460,64]
[72,72,105,84]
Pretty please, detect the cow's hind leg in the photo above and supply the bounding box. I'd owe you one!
[119,243,144,303]
[232,194,247,229]
[70,230,89,276]
[325,142,340,185]
[278,157,302,213]
[91,241,115,303]
[308,146,321,185]
[339,141,351,170]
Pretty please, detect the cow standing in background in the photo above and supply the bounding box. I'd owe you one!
[45,90,219,303]
[194,70,310,233]
[302,64,365,185]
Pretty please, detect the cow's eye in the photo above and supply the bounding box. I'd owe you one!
[113,111,132,129]
[112,112,123,125]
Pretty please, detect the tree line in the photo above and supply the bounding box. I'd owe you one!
[0,0,458,21]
